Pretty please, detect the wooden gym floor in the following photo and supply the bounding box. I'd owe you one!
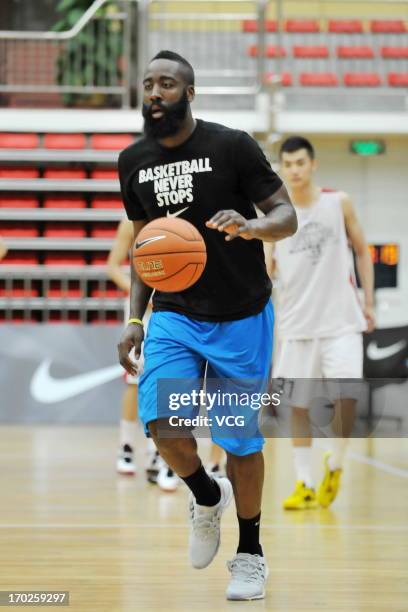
[0,426,407,612]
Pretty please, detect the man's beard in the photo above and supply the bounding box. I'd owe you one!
[142,91,189,140]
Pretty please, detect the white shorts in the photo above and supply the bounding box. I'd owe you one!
[272,333,363,408]
[123,300,151,385]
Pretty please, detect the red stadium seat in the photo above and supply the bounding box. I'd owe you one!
[0,252,38,265]
[388,73,408,86]
[3,315,38,324]
[0,196,39,208]
[43,133,86,149]
[0,167,39,178]
[382,47,408,59]
[43,197,87,209]
[90,168,118,179]
[264,72,293,87]
[0,133,39,149]
[90,254,108,265]
[328,20,363,33]
[344,73,381,87]
[44,254,86,266]
[285,20,320,33]
[300,73,339,87]
[0,223,38,237]
[48,313,81,324]
[91,197,123,209]
[91,224,117,238]
[242,20,278,33]
[43,168,86,179]
[90,134,133,150]
[247,45,286,58]
[91,288,124,298]
[0,288,38,297]
[46,288,82,298]
[337,46,374,59]
[44,224,86,238]
[294,46,329,58]
[371,21,406,33]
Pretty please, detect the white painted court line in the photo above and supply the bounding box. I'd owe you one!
[315,440,408,479]
[346,449,408,479]
[1,523,407,531]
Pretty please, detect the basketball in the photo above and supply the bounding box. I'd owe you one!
[132,217,207,292]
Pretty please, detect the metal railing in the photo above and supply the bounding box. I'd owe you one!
[0,0,269,108]
[138,0,268,99]
[0,0,135,108]
[1,0,406,110]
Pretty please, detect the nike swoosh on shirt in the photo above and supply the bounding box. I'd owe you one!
[30,358,123,403]
[366,340,408,361]
[166,207,189,218]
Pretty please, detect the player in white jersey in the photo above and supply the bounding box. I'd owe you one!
[272,136,375,509]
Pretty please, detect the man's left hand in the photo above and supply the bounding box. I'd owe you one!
[363,304,376,333]
[206,210,254,241]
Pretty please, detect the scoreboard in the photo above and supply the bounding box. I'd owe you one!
[368,244,399,288]
[355,244,399,289]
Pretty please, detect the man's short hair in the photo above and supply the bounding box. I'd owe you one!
[279,136,315,160]
[150,50,195,86]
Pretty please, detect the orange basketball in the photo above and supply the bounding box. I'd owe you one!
[132,217,207,292]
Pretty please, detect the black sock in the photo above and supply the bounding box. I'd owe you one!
[237,512,263,556]
[182,464,221,506]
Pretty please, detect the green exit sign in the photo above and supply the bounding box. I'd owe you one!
[350,140,386,156]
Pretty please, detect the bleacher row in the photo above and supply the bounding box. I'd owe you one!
[262,72,407,88]
[242,19,408,34]
[250,46,408,59]
[0,133,133,150]
[0,132,136,324]
[243,18,408,88]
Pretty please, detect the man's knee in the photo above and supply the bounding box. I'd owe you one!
[147,419,196,454]
[227,450,263,467]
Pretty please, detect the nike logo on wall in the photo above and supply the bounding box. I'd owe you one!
[166,207,189,218]
[30,359,123,403]
[367,340,408,361]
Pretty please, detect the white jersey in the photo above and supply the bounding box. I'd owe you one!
[274,190,367,339]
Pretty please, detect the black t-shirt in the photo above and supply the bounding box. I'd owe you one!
[118,119,282,322]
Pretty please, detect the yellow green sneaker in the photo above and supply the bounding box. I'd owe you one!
[317,452,342,508]
[283,481,318,510]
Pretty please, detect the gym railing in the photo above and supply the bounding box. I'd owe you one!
[0,0,135,109]
[0,0,269,109]
[1,0,407,110]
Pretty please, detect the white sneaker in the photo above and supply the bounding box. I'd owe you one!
[146,450,162,484]
[157,465,179,492]
[116,444,136,475]
[226,553,269,600]
[189,476,233,569]
[205,462,226,478]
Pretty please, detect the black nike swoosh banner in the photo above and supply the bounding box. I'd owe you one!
[0,325,407,436]
[0,325,123,423]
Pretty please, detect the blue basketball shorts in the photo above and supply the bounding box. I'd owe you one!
[138,300,274,456]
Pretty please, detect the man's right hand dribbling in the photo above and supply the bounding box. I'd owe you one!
[117,323,145,376]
